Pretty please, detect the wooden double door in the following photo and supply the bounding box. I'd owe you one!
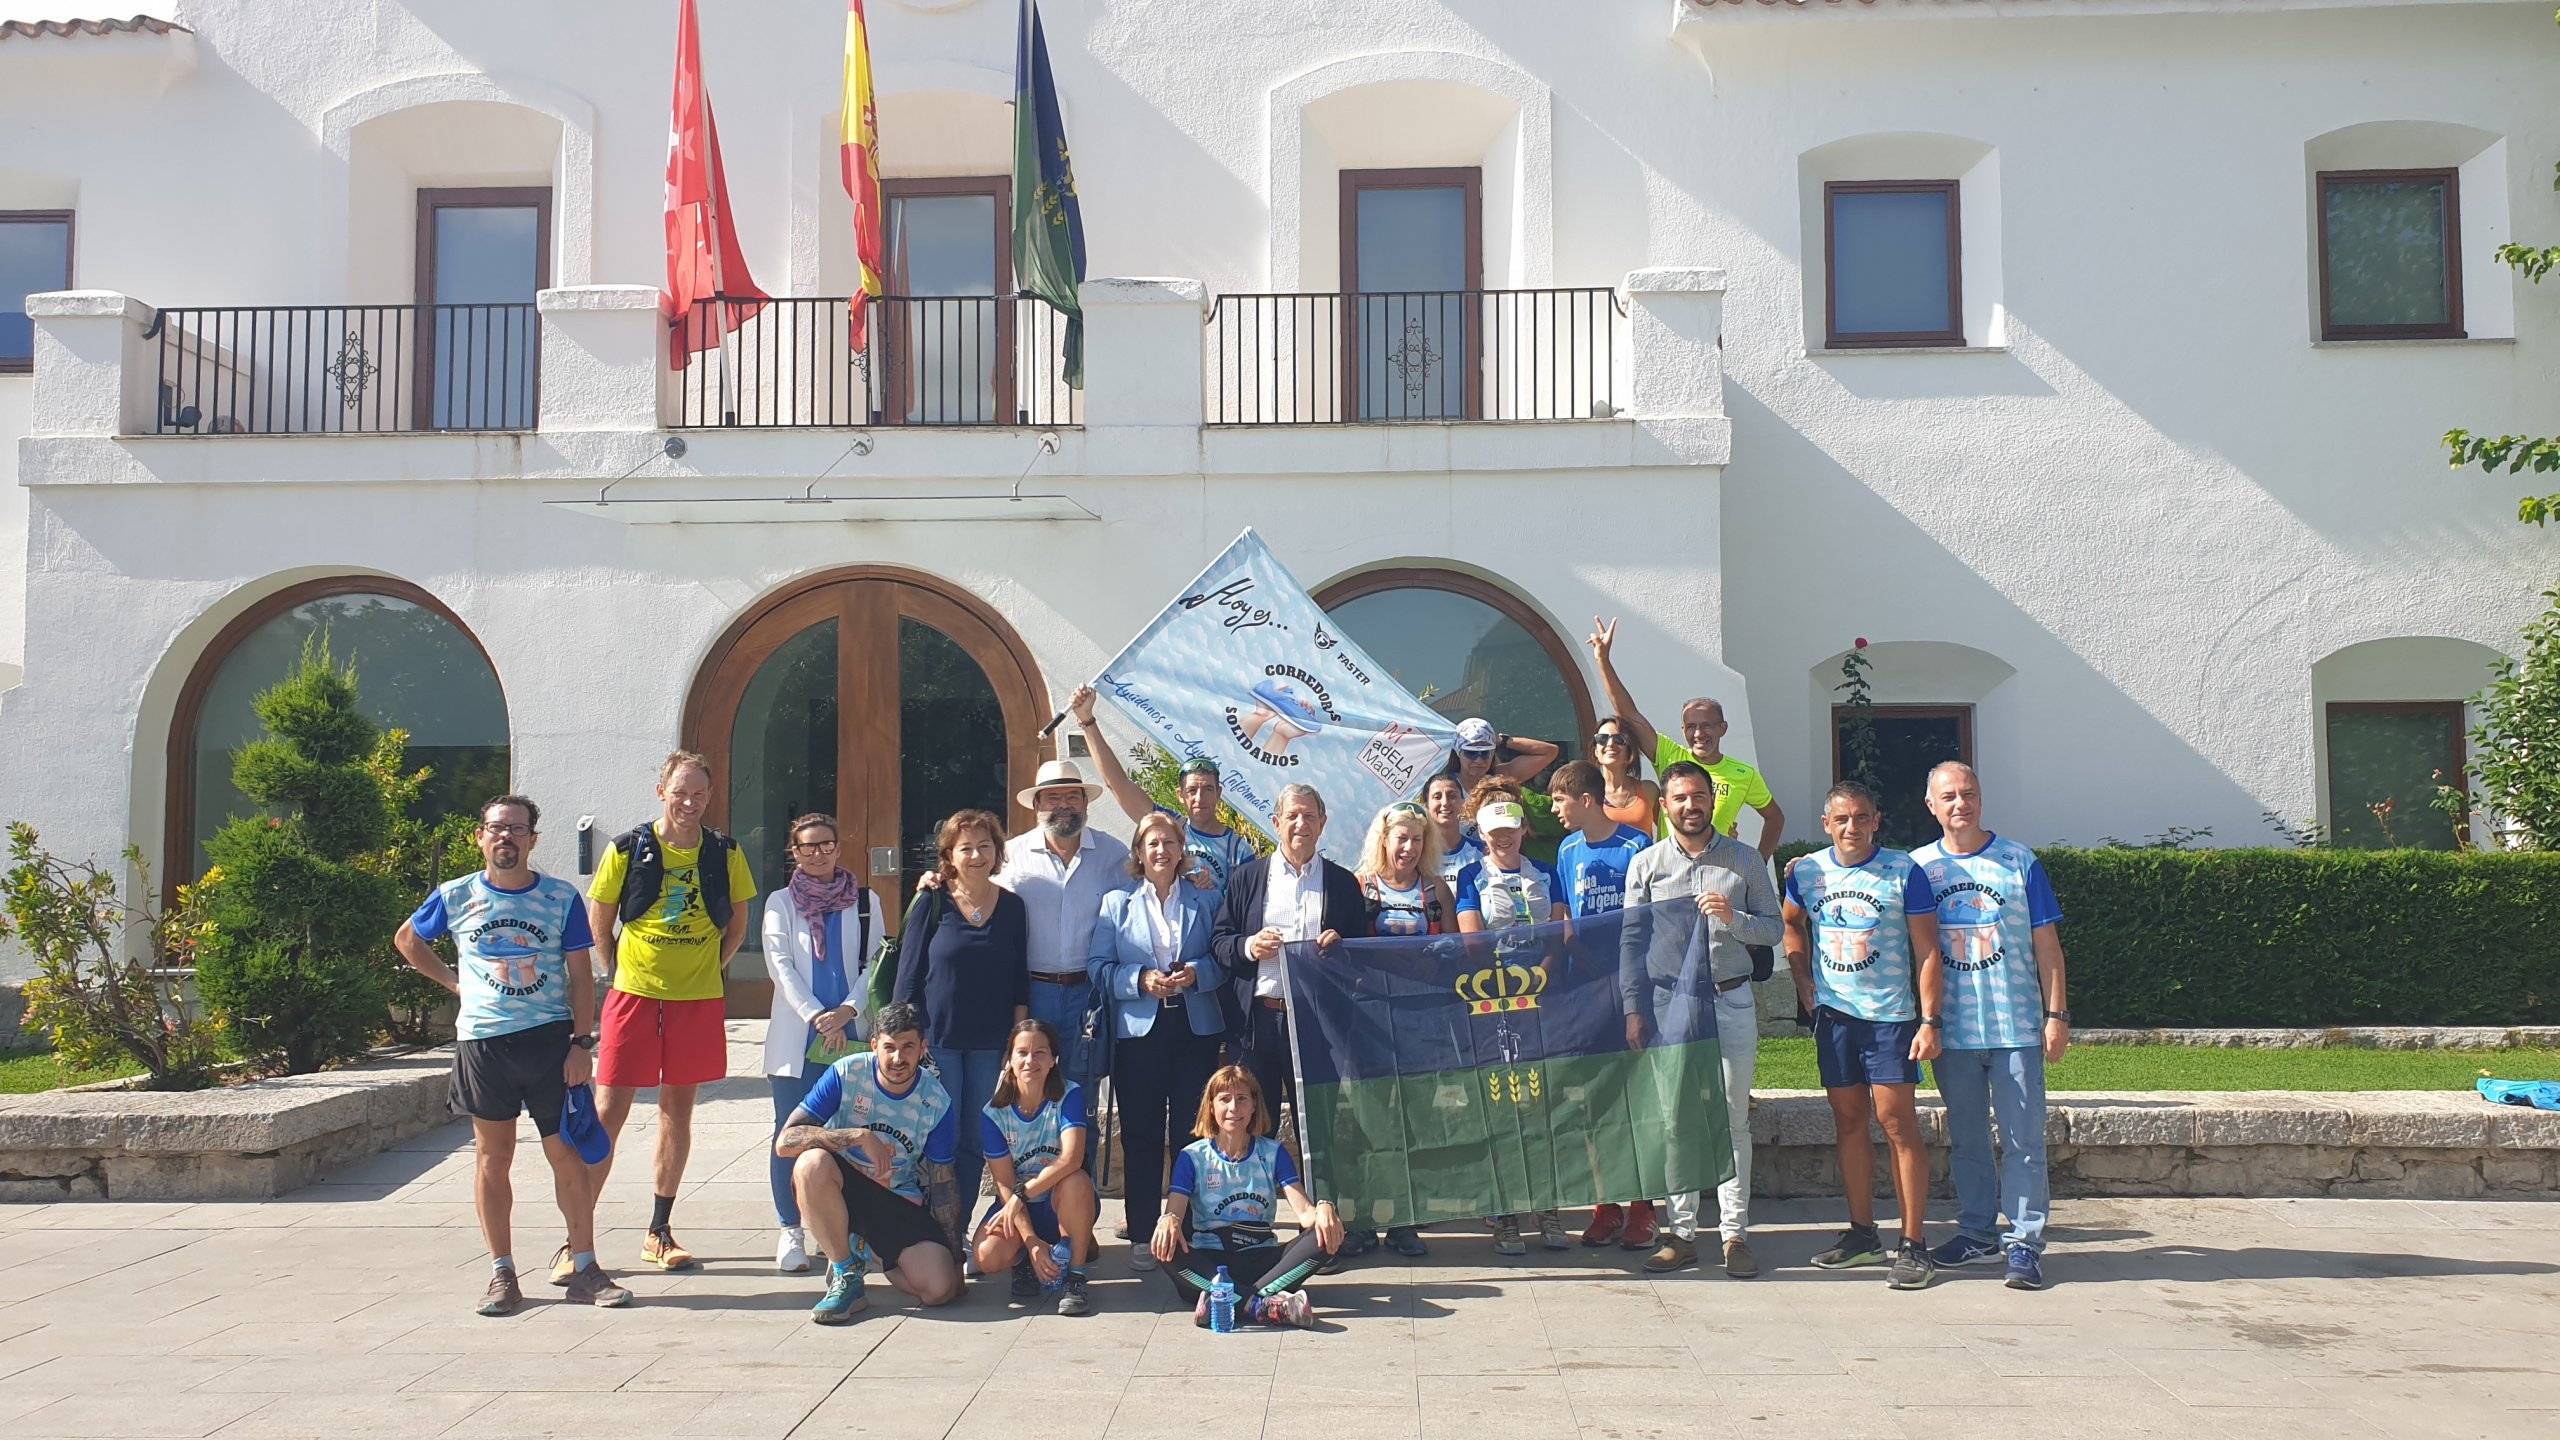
[688,571,1045,985]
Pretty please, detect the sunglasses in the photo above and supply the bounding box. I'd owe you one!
[1591,732,1629,748]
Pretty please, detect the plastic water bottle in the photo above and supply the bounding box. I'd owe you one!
[1043,1240,1072,1293]
[1207,1264,1238,1333]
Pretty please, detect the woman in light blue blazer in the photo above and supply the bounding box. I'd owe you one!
[1089,811,1228,1270]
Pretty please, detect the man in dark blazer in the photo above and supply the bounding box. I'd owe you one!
[1210,782,1370,1142]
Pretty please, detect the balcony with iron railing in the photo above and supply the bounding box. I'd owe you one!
[143,303,540,435]
[672,294,1078,429]
[1207,287,1623,425]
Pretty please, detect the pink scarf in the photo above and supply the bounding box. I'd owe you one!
[788,867,864,963]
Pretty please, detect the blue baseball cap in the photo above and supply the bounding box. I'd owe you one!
[561,1083,612,1166]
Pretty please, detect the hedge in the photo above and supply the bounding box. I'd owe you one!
[1770,843,2559,1028]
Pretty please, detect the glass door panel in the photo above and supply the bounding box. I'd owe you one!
[1345,171,1478,420]
[729,619,840,952]
[885,185,1007,424]
[419,189,547,430]
[894,616,1009,897]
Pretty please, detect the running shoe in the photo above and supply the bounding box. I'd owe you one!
[811,1266,868,1324]
[1537,1213,1572,1252]
[1010,1253,1042,1300]
[776,1227,811,1274]
[564,1263,633,1308]
[1886,1240,1936,1291]
[1385,1226,1429,1258]
[2004,1244,2046,1291]
[1619,1201,1659,1252]
[1254,1291,1314,1329]
[1928,1233,2002,1268]
[1579,1204,1625,1248]
[1810,1226,1886,1269]
[1129,1246,1159,1272]
[1491,1215,1528,1258]
[640,1229,697,1272]
[547,1242,575,1287]
[1058,1270,1092,1316]
[477,1266,522,1317]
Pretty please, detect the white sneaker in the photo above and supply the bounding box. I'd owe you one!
[776,1227,811,1274]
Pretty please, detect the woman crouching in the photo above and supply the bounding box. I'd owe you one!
[971,1019,1099,1316]
[1150,1065,1342,1328]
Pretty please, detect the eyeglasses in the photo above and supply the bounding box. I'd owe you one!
[792,839,840,853]
[480,823,532,838]
[1591,732,1628,748]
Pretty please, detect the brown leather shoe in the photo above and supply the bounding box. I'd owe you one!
[477,1266,523,1317]
[1723,1236,1759,1279]
[1642,1234,1696,1273]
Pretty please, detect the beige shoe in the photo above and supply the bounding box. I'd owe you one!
[546,1243,575,1287]
[1722,1236,1759,1279]
[1642,1234,1697,1273]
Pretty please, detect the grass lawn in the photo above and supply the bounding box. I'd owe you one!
[1753,1038,2560,1092]
[0,1043,144,1094]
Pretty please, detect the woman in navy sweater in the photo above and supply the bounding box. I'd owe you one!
[893,808,1029,1215]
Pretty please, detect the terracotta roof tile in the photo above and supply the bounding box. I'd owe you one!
[0,14,187,41]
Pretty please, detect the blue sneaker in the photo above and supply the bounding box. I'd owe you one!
[812,1265,869,1325]
[2003,1244,2045,1291]
[1929,1234,2002,1268]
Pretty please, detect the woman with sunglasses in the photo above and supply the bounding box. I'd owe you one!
[1349,800,1456,1258]
[1590,716,1662,838]
[760,812,891,1275]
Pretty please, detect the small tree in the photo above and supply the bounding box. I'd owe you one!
[191,635,404,1073]
[0,825,225,1091]
[1833,637,1881,797]
[363,739,480,1044]
[2462,587,2560,850]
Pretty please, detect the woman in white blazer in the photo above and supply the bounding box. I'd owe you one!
[760,813,888,1276]
[1087,811,1228,1270]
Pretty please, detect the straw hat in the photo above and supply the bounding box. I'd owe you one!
[1016,758,1106,809]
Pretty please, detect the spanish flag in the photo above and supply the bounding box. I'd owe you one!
[840,0,885,355]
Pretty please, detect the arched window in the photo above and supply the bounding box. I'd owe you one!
[167,578,509,889]
[1315,568,1594,775]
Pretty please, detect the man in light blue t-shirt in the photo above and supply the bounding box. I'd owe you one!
[1783,780,1941,1291]
[1911,761,2068,1292]
[395,795,628,1316]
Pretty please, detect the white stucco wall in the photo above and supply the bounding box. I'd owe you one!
[2,0,2555,982]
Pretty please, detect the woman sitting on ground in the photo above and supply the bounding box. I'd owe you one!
[970,1018,1099,1317]
[1151,1065,1343,1328]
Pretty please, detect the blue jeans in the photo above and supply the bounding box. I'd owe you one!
[768,1061,831,1228]
[941,1046,1008,1209]
[1934,1046,2049,1252]
[1025,977,1092,1081]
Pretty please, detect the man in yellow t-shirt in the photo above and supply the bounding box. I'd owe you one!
[584,751,757,1275]
[1588,618,1787,858]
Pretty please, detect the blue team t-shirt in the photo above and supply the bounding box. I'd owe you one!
[1784,846,1937,1023]
[1910,834,2063,1050]
[797,1053,958,1201]
[979,1082,1091,1181]
[1156,806,1258,901]
[409,872,593,1041]
[1436,830,1485,883]
[1553,823,1652,918]
[1453,855,1565,929]
[1168,1134,1301,1249]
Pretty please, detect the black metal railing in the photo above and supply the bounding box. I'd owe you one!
[675,294,1079,429]
[146,304,540,435]
[1207,287,1621,425]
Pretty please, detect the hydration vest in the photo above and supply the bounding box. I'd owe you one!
[611,821,736,930]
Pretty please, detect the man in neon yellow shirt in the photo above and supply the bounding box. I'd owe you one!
[1588,618,1786,859]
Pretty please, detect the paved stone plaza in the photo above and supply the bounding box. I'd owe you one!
[1,1042,2555,1440]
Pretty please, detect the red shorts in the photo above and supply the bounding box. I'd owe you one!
[596,990,728,1089]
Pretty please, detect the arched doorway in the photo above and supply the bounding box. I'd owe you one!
[685,569,1045,948]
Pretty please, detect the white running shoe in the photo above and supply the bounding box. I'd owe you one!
[776,1227,812,1274]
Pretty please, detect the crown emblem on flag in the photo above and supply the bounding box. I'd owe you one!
[1455,962,1548,1014]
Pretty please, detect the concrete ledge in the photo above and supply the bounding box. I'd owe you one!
[0,1050,453,1201]
[2075,1026,2560,1050]
[1748,1090,2560,1200]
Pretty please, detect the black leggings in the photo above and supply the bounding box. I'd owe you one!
[1164,1227,1326,1304]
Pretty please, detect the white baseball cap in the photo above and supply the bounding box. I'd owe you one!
[1455,717,1498,754]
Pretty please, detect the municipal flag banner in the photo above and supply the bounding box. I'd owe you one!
[1280,899,1735,1226]
[1091,529,1457,866]
[1012,0,1086,385]
[661,0,765,367]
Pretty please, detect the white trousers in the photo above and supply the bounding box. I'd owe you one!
[1665,983,1759,1242]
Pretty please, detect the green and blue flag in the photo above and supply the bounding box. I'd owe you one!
[1280,900,1735,1227]
[1012,0,1086,386]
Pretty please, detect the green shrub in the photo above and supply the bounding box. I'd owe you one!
[2045,847,2559,1027]
[192,636,405,1073]
[0,825,225,1090]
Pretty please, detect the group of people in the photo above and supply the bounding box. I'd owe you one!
[395,612,2071,1326]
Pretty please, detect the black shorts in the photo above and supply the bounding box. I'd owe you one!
[453,1020,573,1136]
[833,1154,957,1265]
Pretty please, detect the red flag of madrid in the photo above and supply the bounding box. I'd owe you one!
[662,0,766,369]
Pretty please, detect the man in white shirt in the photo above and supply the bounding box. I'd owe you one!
[995,758,1133,1084]
[1208,784,1369,1146]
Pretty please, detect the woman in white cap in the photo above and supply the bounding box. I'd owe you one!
[1452,778,1570,1257]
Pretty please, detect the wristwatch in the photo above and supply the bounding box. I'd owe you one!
[2044,1009,2072,1024]
[570,1033,598,1051]
[1919,1016,1943,1029]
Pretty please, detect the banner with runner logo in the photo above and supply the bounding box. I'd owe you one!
[1089,528,1456,864]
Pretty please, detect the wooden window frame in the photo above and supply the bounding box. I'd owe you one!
[2315,168,2464,341]
[1339,166,1485,421]
[1822,179,1964,349]
[1313,566,1597,757]
[1829,703,1977,785]
[2323,699,2469,833]
[163,576,504,905]
[1,208,76,374]
[414,186,554,427]
[880,175,1016,423]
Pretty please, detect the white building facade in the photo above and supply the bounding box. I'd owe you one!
[0,0,2551,986]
